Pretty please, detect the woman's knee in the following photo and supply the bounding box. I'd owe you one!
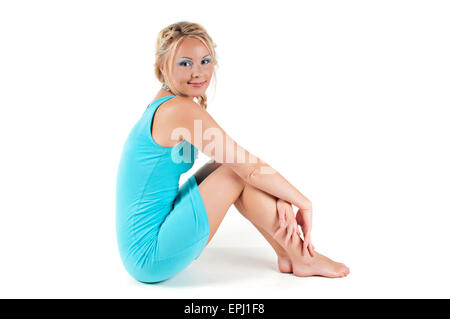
[218,164,247,187]
[196,161,246,188]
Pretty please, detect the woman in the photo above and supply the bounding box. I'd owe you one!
[116,21,350,283]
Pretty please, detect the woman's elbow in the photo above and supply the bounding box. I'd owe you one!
[231,161,276,183]
[226,162,257,183]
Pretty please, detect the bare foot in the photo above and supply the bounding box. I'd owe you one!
[277,255,293,273]
[292,250,350,278]
[271,224,349,278]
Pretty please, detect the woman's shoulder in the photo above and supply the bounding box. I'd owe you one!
[160,95,203,116]
[152,95,201,147]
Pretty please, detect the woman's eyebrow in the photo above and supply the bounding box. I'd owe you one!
[180,54,210,59]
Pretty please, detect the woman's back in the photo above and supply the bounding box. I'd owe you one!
[115,95,205,283]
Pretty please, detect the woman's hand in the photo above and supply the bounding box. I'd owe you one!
[296,206,315,257]
[275,199,301,247]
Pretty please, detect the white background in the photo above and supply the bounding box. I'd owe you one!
[0,0,449,298]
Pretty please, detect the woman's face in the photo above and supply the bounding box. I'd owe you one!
[163,37,214,99]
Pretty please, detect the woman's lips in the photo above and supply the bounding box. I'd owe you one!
[188,81,205,87]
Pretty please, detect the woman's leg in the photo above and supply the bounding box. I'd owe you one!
[194,160,291,272]
[195,162,350,278]
[233,182,350,278]
[195,163,246,246]
[234,196,293,273]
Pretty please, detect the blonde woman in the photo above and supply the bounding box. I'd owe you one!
[116,21,350,283]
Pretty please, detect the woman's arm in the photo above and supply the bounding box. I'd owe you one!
[164,96,311,210]
[245,158,312,210]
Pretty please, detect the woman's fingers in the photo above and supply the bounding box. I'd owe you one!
[290,224,296,244]
[296,210,304,227]
[303,233,315,257]
[305,231,314,257]
[308,243,315,257]
[276,200,284,227]
[285,222,294,246]
[276,200,309,248]
[275,205,287,239]
[289,212,299,245]
[280,208,286,228]
[274,226,283,238]
[303,231,311,256]
[286,216,296,246]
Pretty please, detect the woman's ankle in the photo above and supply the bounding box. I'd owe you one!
[285,232,312,260]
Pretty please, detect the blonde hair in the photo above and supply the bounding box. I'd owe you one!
[154,21,218,110]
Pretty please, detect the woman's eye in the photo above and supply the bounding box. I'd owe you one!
[179,59,211,67]
[180,61,192,67]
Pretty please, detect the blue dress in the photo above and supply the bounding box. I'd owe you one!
[115,95,210,283]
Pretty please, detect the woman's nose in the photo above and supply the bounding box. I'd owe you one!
[191,64,202,77]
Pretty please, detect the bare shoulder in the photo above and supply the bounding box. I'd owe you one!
[161,95,206,126]
[156,95,262,178]
[152,95,204,147]
[154,95,198,122]
[164,95,202,114]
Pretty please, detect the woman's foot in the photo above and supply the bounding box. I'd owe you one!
[277,253,349,278]
[277,255,293,273]
[291,250,350,278]
[272,222,349,278]
[272,231,349,277]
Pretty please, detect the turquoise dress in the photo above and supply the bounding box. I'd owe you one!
[115,95,210,283]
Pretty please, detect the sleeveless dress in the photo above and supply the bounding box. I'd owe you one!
[115,95,210,283]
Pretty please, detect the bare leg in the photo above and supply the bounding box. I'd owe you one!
[236,183,350,278]
[234,196,293,273]
[195,160,292,272]
[195,163,246,246]
[195,162,350,278]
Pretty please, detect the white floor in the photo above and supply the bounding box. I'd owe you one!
[4,245,447,299]
[3,209,449,299]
